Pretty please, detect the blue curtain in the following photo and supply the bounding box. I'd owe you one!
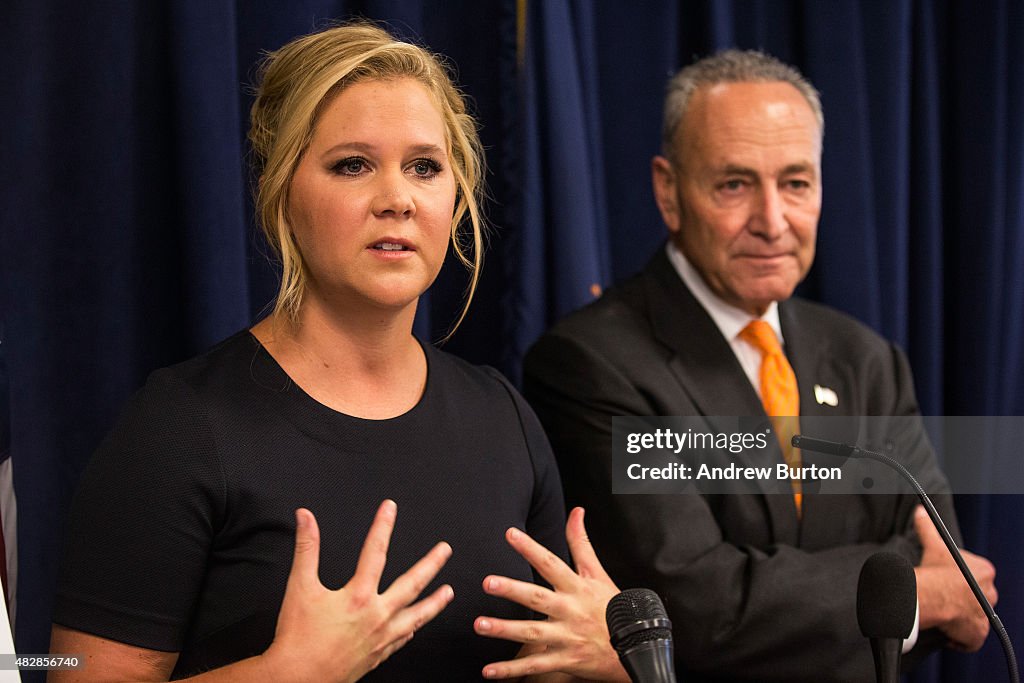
[2,1,1022,680]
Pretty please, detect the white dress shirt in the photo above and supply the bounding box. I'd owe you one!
[665,242,782,399]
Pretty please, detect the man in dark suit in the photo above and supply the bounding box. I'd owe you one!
[524,50,997,682]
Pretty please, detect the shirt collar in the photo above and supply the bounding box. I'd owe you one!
[665,241,784,345]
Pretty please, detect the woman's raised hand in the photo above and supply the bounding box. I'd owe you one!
[474,507,630,682]
[264,500,454,683]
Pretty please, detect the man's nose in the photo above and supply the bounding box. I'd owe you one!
[750,186,787,239]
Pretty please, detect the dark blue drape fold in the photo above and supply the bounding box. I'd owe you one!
[2,2,1022,680]
[505,0,613,380]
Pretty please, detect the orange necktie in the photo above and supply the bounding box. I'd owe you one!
[739,320,802,511]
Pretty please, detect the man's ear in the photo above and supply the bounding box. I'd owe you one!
[651,155,681,234]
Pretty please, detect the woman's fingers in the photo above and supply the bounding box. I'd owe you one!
[286,508,322,593]
[390,583,456,638]
[350,499,399,593]
[480,650,563,680]
[503,526,578,592]
[272,502,457,682]
[353,503,455,640]
[378,631,416,662]
[477,508,628,682]
[565,507,613,582]
[382,541,453,608]
[482,574,561,616]
[473,615,560,645]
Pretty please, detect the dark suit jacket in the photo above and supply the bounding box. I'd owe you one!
[523,248,959,683]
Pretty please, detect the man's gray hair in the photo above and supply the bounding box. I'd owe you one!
[661,49,823,156]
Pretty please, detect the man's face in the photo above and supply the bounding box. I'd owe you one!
[652,81,822,316]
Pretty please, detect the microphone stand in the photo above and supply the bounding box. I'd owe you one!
[792,435,1020,683]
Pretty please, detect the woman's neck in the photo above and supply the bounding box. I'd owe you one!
[251,296,427,419]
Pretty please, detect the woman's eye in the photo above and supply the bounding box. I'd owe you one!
[410,159,442,178]
[332,157,368,175]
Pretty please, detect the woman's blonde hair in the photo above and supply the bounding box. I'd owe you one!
[249,22,485,334]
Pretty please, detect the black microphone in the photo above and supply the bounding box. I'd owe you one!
[793,434,1020,683]
[789,434,853,458]
[857,552,917,683]
[606,588,678,682]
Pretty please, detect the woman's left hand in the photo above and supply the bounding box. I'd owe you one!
[474,507,630,682]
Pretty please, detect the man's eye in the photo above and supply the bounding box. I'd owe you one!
[721,179,745,192]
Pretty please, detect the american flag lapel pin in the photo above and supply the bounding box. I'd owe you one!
[814,384,839,407]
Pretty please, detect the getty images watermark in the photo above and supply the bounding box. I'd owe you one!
[612,415,1024,495]
[623,426,842,484]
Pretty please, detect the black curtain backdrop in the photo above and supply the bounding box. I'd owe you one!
[2,1,1022,680]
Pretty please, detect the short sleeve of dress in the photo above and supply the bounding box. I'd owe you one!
[53,368,226,651]
[483,368,569,564]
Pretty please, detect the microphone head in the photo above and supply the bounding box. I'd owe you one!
[857,552,917,639]
[606,588,673,653]
[791,434,855,457]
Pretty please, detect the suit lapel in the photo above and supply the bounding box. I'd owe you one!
[782,302,843,421]
[642,251,799,543]
[780,301,853,547]
[644,251,763,417]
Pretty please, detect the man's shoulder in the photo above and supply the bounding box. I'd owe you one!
[784,297,895,360]
[535,271,656,352]
[523,266,686,396]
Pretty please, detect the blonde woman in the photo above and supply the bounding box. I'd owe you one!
[50,23,627,683]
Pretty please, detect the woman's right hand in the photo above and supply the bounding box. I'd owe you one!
[48,501,451,683]
[263,500,454,683]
